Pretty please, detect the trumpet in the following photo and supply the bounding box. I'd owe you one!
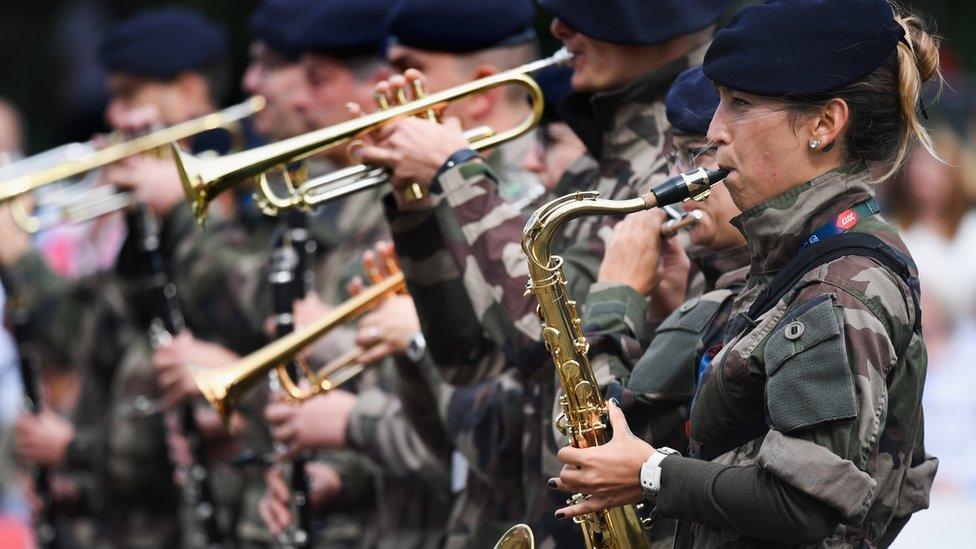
[9,184,133,234]
[661,208,704,237]
[175,48,573,223]
[190,268,405,423]
[0,96,265,205]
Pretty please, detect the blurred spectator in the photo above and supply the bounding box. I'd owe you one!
[885,125,976,325]
[0,98,29,538]
[0,100,24,164]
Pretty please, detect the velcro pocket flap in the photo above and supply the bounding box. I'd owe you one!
[763,295,857,432]
[629,295,724,398]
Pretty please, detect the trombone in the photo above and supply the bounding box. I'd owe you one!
[175,48,573,222]
[190,267,405,423]
[0,96,266,205]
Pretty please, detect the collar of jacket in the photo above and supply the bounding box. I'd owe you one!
[558,41,709,159]
[689,244,750,292]
[731,166,875,275]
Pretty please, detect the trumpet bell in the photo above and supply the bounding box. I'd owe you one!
[188,270,406,424]
[188,364,237,425]
[173,145,210,221]
[493,524,534,549]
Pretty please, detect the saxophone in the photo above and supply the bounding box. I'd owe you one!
[521,167,727,548]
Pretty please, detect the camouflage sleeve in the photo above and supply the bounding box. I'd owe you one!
[433,160,540,356]
[64,422,107,473]
[345,384,450,488]
[747,257,926,525]
[417,159,633,369]
[1,251,98,366]
[385,194,507,384]
[434,366,525,496]
[316,449,377,511]
[163,207,272,356]
[585,283,650,338]
[390,356,454,465]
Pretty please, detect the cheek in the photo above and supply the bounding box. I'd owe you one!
[733,121,795,184]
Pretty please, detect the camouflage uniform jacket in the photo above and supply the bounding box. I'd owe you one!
[656,168,938,547]
[1,245,181,548]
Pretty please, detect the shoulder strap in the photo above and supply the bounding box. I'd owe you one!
[747,232,921,341]
[695,233,921,462]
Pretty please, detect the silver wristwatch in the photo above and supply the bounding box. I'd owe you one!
[640,447,680,501]
[405,331,427,363]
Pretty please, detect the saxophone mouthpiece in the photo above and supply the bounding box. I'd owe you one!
[650,167,730,207]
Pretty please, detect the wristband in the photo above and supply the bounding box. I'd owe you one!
[433,148,481,190]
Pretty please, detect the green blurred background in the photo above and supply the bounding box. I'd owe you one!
[0,0,971,153]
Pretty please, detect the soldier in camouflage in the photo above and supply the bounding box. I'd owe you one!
[550,2,939,546]
[259,1,559,546]
[3,7,250,547]
[358,0,736,544]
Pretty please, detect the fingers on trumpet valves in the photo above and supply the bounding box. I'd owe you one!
[388,74,411,105]
[375,240,400,274]
[405,70,436,120]
[373,81,393,110]
[362,249,384,284]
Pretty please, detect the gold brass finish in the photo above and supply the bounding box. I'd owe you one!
[175,49,573,222]
[520,168,726,548]
[493,524,535,549]
[0,96,265,205]
[190,271,405,423]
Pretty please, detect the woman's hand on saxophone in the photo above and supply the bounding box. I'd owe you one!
[548,400,654,519]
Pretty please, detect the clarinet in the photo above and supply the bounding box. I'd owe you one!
[5,292,60,548]
[269,211,314,548]
[127,205,221,549]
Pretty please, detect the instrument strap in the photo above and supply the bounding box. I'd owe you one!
[799,198,880,250]
[694,232,922,462]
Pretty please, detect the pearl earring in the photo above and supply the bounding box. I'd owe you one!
[809,139,822,150]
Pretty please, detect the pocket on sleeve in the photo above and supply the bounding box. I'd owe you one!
[763,295,857,433]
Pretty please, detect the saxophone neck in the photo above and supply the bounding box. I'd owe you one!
[522,192,651,273]
[521,168,730,273]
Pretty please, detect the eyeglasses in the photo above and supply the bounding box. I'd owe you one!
[668,144,719,171]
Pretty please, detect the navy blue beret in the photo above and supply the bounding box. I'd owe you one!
[666,66,719,136]
[100,7,226,78]
[704,0,904,96]
[384,0,535,53]
[540,0,734,46]
[250,0,318,60]
[291,0,395,57]
[535,65,574,123]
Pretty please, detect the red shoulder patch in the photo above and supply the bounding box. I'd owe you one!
[836,209,859,230]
